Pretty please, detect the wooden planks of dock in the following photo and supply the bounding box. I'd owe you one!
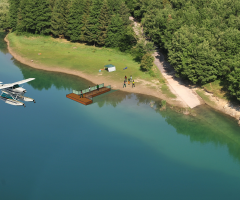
[66,87,111,105]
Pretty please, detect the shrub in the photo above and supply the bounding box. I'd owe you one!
[140,53,154,71]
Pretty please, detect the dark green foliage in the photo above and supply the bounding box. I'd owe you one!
[118,25,137,52]
[51,0,70,37]
[8,0,135,51]
[140,53,154,71]
[49,0,56,10]
[107,0,122,16]
[97,0,109,46]
[9,0,20,30]
[125,0,151,19]
[0,0,10,30]
[16,0,51,34]
[67,0,85,41]
[85,0,102,44]
[132,40,155,62]
[132,0,240,100]
[105,14,123,47]
[168,26,221,84]
[227,65,240,101]
[16,0,27,33]
[35,0,52,34]
[119,1,130,26]
[79,0,92,42]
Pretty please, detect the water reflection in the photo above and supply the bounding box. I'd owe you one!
[152,102,240,164]
[15,60,92,91]
[14,59,240,164]
[0,32,8,54]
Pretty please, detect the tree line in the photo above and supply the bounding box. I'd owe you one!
[4,0,239,100]
[4,0,154,73]
[0,0,9,30]
[126,0,240,101]
[6,0,136,52]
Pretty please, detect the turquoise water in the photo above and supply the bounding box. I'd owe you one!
[1,33,240,200]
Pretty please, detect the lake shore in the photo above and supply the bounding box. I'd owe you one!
[4,34,186,108]
[4,33,240,124]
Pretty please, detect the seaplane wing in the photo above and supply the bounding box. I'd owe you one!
[0,84,13,89]
[0,78,35,89]
[11,78,35,85]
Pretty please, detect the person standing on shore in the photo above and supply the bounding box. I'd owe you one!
[128,78,130,85]
[130,75,132,82]
[89,86,91,92]
[123,80,126,88]
[80,90,83,98]
[125,75,127,82]
[97,84,99,91]
[132,80,135,88]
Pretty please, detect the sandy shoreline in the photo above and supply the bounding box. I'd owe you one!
[4,35,186,108]
[4,34,240,124]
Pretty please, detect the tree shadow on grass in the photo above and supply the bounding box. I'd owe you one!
[218,79,240,104]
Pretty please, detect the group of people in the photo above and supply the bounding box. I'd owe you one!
[79,84,100,98]
[123,75,135,88]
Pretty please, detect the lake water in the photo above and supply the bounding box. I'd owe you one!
[1,32,240,200]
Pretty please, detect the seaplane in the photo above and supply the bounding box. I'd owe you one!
[0,78,36,107]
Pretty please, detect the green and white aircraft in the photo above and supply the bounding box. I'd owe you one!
[0,78,35,107]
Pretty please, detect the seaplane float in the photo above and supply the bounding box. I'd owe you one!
[0,78,36,107]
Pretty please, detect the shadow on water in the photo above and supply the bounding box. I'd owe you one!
[154,102,240,164]
[0,32,8,54]
[13,59,94,91]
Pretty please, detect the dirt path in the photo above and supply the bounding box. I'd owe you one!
[129,16,202,108]
[153,51,202,108]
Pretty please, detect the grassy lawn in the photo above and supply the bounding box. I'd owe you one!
[202,80,228,100]
[7,33,166,84]
[161,84,176,98]
[196,89,216,107]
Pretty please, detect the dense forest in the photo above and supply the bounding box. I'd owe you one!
[5,0,137,52]
[0,0,9,30]
[1,0,240,101]
[127,0,240,101]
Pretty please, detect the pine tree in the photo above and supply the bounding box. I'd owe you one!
[84,0,103,45]
[0,0,10,30]
[118,25,137,52]
[119,2,130,26]
[51,0,70,37]
[97,0,109,46]
[105,14,123,47]
[9,0,20,30]
[16,0,28,33]
[49,0,56,10]
[79,0,92,42]
[35,0,51,34]
[16,0,51,34]
[107,0,121,17]
[68,0,85,41]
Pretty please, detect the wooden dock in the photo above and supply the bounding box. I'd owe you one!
[66,87,111,105]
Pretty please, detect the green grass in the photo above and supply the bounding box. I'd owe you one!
[196,89,216,106]
[202,80,228,100]
[161,84,176,99]
[7,33,165,85]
